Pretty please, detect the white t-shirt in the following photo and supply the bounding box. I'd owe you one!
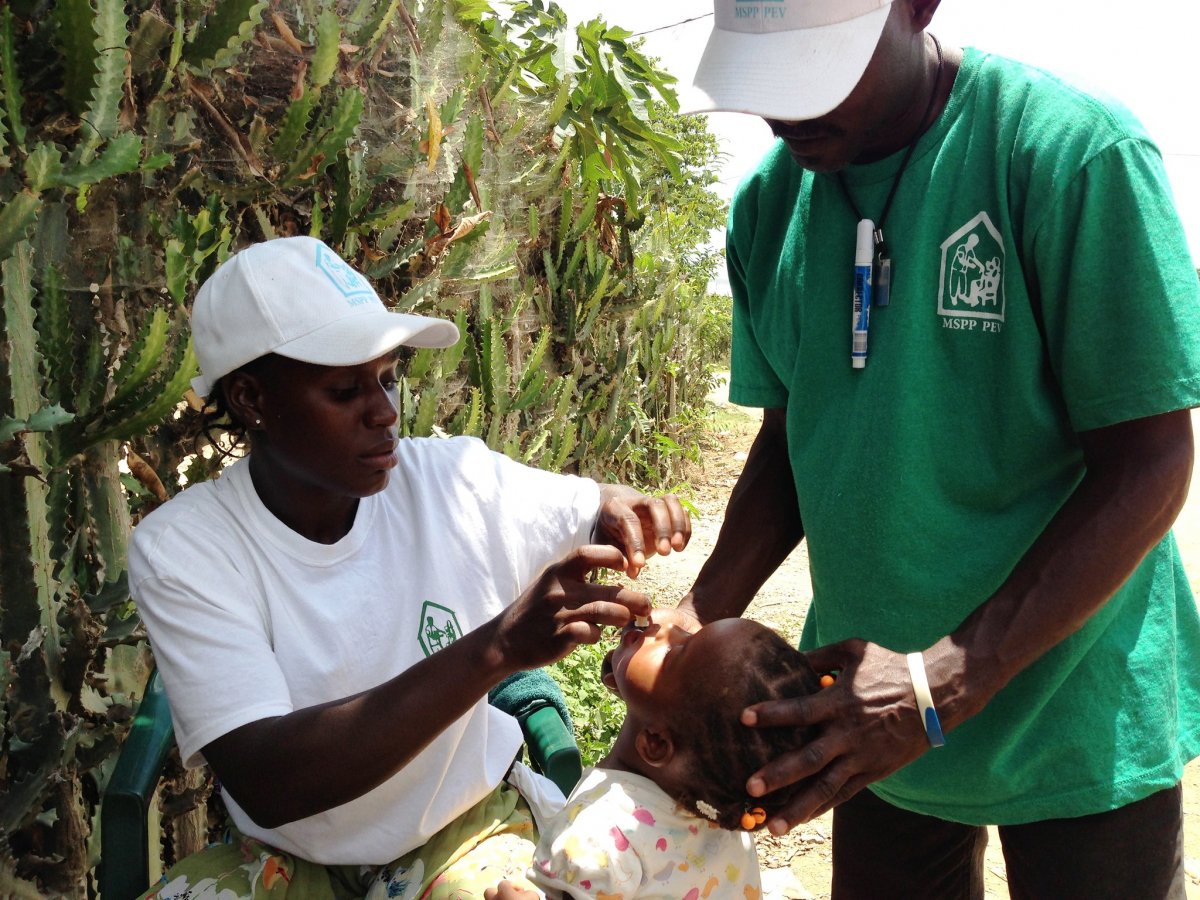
[128,436,600,865]
[530,767,761,899]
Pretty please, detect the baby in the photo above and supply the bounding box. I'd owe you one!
[488,609,821,899]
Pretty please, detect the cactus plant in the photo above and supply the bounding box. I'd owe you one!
[0,0,726,891]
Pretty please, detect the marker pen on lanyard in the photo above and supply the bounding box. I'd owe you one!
[851,218,875,369]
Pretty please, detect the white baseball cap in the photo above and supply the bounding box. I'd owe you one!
[681,0,894,121]
[189,236,460,398]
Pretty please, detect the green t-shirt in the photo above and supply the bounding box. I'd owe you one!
[728,48,1200,824]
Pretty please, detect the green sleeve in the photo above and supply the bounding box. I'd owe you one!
[1030,138,1200,430]
[728,191,789,409]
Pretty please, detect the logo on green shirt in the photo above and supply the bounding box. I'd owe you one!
[939,211,1006,330]
[418,602,462,656]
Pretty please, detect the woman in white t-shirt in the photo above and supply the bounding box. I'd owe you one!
[129,236,691,899]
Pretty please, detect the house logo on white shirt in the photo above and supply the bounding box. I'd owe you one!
[418,602,462,656]
[938,211,1005,330]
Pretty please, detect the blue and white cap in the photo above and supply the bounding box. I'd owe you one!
[189,236,459,397]
[681,0,893,120]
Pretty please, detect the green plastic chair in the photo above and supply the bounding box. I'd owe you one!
[100,668,583,900]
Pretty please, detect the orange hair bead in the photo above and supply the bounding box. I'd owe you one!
[741,807,767,830]
[820,673,836,688]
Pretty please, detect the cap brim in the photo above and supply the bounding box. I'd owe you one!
[680,5,891,120]
[190,312,460,398]
[276,310,460,364]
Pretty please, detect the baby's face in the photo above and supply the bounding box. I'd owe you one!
[602,612,768,716]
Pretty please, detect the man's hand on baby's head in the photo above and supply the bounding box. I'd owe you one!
[484,880,541,900]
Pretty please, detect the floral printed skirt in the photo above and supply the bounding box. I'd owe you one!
[140,781,540,900]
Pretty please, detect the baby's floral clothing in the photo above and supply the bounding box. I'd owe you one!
[529,767,761,900]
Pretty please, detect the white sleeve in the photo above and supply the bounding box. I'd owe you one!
[130,529,292,768]
[436,437,602,588]
[491,451,600,579]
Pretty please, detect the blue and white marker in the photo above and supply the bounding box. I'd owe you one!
[851,218,875,369]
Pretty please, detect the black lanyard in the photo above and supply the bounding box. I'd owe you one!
[836,34,944,307]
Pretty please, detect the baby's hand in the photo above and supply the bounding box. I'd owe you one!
[484,880,542,900]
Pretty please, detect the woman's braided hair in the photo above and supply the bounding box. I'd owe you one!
[192,355,280,460]
[195,380,249,461]
[667,626,821,831]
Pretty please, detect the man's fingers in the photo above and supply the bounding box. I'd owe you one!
[765,761,868,834]
[802,641,854,674]
[806,775,871,824]
[596,487,692,567]
[742,692,835,729]
[747,735,835,799]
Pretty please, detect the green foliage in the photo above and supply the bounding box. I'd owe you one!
[77,0,130,163]
[0,0,729,889]
[700,291,734,367]
[0,5,26,152]
[548,637,624,766]
[444,6,729,486]
[184,0,268,72]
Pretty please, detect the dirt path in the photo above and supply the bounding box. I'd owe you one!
[626,389,1200,899]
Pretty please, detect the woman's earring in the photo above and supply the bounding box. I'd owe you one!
[253,418,262,426]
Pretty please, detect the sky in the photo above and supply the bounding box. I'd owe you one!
[557,0,1200,278]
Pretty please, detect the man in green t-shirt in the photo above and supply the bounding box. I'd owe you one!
[677,0,1200,896]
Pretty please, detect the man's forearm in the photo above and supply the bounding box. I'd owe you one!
[681,407,805,623]
[927,408,1195,731]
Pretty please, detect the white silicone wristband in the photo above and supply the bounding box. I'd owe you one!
[906,651,946,747]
